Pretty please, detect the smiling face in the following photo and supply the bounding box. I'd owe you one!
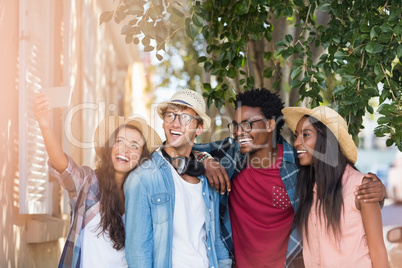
[233,106,274,157]
[293,116,318,166]
[111,127,145,175]
[162,106,203,156]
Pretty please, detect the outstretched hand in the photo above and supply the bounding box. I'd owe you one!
[34,92,51,130]
[355,172,386,203]
[203,157,231,195]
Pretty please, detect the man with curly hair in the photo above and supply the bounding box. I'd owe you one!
[195,88,385,268]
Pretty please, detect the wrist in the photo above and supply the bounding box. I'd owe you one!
[197,152,213,162]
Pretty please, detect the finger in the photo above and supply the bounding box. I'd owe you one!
[356,180,381,190]
[214,174,220,192]
[363,172,380,181]
[223,170,231,193]
[218,170,226,194]
[356,193,382,203]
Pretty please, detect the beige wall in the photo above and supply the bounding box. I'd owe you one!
[0,0,139,267]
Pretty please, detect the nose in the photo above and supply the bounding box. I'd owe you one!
[294,134,302,147]
[172,115,182,126]
[235,124,244,137]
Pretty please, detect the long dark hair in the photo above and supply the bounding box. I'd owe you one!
[95,125,151,250]
[295,116,353,241]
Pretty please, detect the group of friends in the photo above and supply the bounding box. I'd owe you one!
[34,87,389,268]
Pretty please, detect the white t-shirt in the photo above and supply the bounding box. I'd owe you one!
[160,151,209,267]
[81,213,128,268]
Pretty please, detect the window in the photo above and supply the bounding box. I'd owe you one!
[19,0,69,214]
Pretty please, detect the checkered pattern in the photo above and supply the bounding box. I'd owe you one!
[193,137,303,267]
[48,155,101,268]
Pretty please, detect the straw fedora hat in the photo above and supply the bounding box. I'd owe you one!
[282,106,357,164]
[156,89,211,131]
[94,116,162,156]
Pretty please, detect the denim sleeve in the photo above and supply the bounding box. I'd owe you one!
[124,170,153,267]
[213,193,232,267]
[192,139,225,153]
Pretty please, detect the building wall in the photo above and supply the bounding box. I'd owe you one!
[0,0,139,267]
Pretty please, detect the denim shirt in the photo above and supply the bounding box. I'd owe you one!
[193,137,302,267]
[124,151,232,268]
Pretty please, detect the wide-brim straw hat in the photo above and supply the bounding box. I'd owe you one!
[156,89,211,131]
[94,116,162,156]
[282,106,357,164]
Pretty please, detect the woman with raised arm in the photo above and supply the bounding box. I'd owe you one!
[34,92,162,268]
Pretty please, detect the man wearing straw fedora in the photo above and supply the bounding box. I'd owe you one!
[124,89,232,267]
[193,88,386,267]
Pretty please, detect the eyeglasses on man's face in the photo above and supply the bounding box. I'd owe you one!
[162,111,199,126]
[227,118,266,134]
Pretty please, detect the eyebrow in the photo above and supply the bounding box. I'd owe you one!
[117,136,141,145]
[295,128,314,135]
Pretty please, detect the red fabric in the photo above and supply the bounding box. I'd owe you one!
[229,144,294,267]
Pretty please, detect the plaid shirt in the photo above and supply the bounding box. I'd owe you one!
[193,137,302,267]
[48,155,101,268]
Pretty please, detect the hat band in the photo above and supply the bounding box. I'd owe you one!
[171,99,194,108]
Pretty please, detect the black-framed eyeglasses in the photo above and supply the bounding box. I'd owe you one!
[163,111,199,126]
[227,118,266,134]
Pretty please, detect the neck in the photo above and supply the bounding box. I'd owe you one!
[248,136,279,168]
[163,143,192,158]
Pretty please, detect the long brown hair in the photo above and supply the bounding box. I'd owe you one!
[95,125,151,250]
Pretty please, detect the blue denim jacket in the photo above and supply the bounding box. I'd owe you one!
[124,151,232,268]
[193,137,302,267]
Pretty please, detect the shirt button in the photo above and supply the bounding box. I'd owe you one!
[203,192,205,195]
[208,247,211,250]
[209,209,211,212]
[157,199,160,202]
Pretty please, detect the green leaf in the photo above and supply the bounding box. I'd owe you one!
[290,67,302,80]
[227,67,237,79]
[370,26,380,40]
[332,85,345,95]
[192,13,204,27]
[291,79,302,88]
[365,42,384,54]
[334,51,347,59]
[185,18,199,40]
[397,45,402,58]
[386,139,394,147]
[263,67,274,79]
[317,2,331,12]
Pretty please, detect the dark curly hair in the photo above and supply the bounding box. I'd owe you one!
[235,88,285,140]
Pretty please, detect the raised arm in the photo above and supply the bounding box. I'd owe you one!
[357,178,389,268]
[34,92,68,173]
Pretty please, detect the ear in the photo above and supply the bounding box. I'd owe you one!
[195,124,204,136]
[266,119,276,133]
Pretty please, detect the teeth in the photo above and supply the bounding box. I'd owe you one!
[297,150,307,154]
[116,155,129,162]
[238,138,252,144]
[171,130,183,135]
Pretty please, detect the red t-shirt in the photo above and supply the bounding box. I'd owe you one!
[229,144,294,267]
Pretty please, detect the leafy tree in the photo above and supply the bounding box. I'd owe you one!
[101,0,402,151]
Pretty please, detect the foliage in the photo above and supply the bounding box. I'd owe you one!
[101,0,402,151]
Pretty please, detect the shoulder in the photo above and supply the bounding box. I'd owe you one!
[343,164,365,185]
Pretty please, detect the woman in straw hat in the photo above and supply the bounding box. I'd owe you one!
[34,92,162,268]
[282,106,388,267]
